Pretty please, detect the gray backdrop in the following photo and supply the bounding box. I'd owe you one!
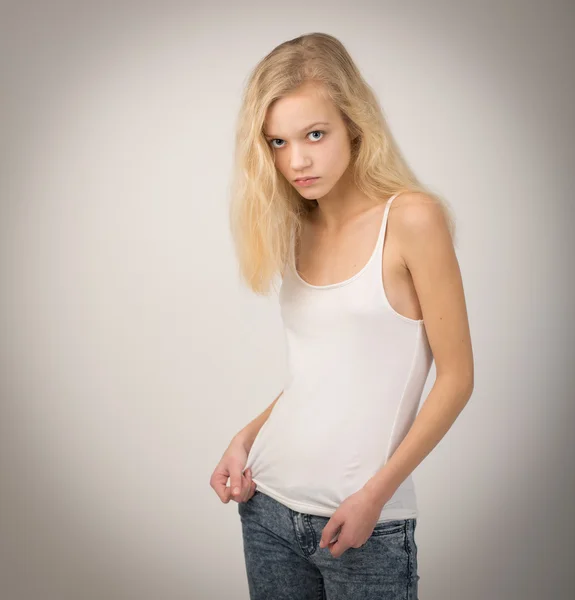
[1,1,573,598]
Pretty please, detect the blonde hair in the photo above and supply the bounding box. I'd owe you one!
[229,32,456,295]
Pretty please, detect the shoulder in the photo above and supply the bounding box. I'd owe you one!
[389,192,450,237]
[388,192,454,265]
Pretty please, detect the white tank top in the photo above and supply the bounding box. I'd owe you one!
[244,192,434,522]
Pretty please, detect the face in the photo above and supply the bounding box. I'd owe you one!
[263,83,353,200]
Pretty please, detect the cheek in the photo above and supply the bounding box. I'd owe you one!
[325,138,350,166]
[275,161,289,180]
[323,150,349,179]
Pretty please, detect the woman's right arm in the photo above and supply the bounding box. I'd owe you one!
[211,390,283,503]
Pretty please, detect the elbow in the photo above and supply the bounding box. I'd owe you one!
[437,370,474,398]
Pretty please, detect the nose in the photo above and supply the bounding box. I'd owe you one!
[289,145,312,171]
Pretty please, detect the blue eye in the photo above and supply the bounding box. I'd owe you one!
[269,130,325,149]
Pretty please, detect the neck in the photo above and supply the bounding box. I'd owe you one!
[312,171,378,232]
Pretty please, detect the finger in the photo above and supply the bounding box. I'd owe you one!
[329,539,345,559]
[229,471,248,505]
[210,470,231,503]
[248,471,256,492]
[230,471,243,501]
[319,524,341,549]
[241,468,256,502]
[241,469,252,502]
[244,476,257,501]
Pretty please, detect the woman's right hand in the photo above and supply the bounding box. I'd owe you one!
[210,436,257,504]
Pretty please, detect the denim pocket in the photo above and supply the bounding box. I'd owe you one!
[370,518,406,537]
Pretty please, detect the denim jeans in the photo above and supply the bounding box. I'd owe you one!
[238,490,419,600]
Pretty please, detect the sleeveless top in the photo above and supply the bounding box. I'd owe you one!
[243,192,434,522]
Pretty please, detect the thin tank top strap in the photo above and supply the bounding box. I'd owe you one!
[374,191,402,254]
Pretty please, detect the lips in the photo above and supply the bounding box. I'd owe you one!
[294,177,319,187]
[295,177,318,182]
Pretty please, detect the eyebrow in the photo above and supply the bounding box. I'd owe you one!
[263,121,330,138]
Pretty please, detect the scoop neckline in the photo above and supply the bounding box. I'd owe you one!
[291,202,388,290]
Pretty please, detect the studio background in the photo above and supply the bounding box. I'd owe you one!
[1,1,573,599]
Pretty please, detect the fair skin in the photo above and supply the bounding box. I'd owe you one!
[263,83,474,558]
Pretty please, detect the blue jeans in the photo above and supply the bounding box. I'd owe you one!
[238,490,419,599]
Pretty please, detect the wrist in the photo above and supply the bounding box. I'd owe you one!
[362,472,397,508]
[362,482,385,509]
[232,431,252,452]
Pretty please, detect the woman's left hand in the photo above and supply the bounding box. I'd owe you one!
[318,487,388,558]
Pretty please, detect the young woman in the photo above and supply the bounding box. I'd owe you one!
[210,32,474,600]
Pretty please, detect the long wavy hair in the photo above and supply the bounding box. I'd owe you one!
[229,32,456,295]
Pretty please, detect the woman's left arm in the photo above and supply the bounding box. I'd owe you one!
[363,194,475,504]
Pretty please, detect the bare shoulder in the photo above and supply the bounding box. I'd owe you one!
[390,191,441,216]
[388,192,453,267]
[390,192,450,237]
